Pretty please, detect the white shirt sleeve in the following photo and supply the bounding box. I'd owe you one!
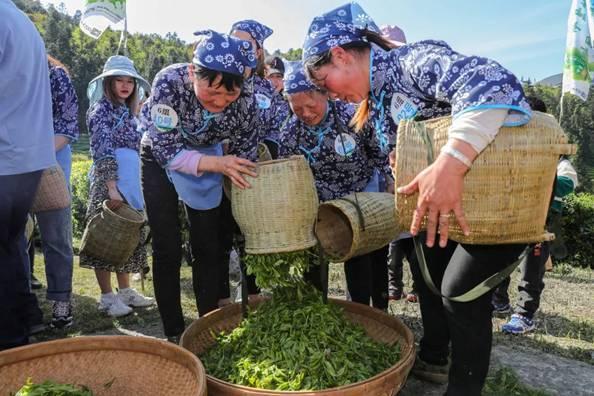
[448,109,509,153]
[557,159,579,187]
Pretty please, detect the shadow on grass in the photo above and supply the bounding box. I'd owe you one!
[546,272,594,285]
[534,311,594,343]
[30,289,163,343]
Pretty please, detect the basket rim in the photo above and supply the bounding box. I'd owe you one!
[256,155,306,167]
[0,335,206,378]
[314,204,355,262]
[183,298,416,394]
[101,200,144,224]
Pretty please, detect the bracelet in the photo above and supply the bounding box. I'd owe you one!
[440,145,473,168]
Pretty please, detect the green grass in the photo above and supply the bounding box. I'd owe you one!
[374,260,594,366]
[30,254,591,393]
[71,133,90,157]
[483,367,551,396]
[30,254,199,342]
[31,256,593,357]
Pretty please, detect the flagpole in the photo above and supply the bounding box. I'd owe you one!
[559,93,565,125]
[116,2,128,56]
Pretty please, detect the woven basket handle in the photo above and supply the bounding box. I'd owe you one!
[337,196,366,232]
[418,122,435,164]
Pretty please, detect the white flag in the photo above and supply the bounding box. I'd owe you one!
[79,0,126,39]
[562,0,594,101]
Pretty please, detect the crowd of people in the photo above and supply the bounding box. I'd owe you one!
[0,1,577,395]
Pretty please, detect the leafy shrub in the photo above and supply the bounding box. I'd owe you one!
[71,159,92,238]
[558,193,594,269]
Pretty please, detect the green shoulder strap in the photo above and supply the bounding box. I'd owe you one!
[413,237,531,303]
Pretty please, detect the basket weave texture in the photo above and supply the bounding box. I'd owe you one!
[80,200,144,267]
[232,156,319,254]
[315,192,398,262]
[31,165,71,213]
[180,298,415,396]
[0,336,207,396]
[395,112,576,244]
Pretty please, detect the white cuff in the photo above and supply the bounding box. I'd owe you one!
[449,109,508,153]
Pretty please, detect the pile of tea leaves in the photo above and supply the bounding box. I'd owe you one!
[14,378,93,396]
[201,287,400,391]
[243,250,313,292]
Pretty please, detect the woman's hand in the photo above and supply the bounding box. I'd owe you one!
[106,181,124,211]
[397,139,477,248]
[201,155,257,189]
[54,135,70,152]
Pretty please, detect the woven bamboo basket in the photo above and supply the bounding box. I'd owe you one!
[180,298,415,396]
[231,156,319,254]
[80,200,145,267]
[31,165,71,213]
[394,112,576,244]
[315,193,398,262]
[0,336,207,396]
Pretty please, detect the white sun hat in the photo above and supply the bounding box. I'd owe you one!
[87,55,151,105]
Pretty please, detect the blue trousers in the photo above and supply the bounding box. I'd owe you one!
[0,171,42,350]
[35,206,73,302]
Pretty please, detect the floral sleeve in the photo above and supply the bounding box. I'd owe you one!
[50,66,79,142]
[87,100,118,180]
[399,40,531,125]
[139,71,186,167]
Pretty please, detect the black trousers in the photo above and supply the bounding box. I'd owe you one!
[0,171,42,350]
[492,242,549,319]
[387,237,418,295]
[410,233,526,396]
[218,195,259,298]
[141,146,223,337]
[344,245,389,310]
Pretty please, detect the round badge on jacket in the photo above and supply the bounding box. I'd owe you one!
[334,133,357,156]
[255,93,272,109]
[151,104,179,132]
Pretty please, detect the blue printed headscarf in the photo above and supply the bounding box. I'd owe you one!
[192,30,257,76]
[230,20,273,49]
[302,2,379,62]
[283,61,317,95]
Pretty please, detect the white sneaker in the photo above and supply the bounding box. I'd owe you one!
[99,294,133,317]
[118,288,154,308]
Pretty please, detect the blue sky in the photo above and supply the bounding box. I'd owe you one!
[42,0,569,82]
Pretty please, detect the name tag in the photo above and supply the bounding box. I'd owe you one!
[334,133,357,156]
[151,104,179,132]
[390,93,418,124]
[255,93,272,110]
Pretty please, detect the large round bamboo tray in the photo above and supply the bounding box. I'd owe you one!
[180,298,415,396]
[315,193,398,262]
[232,156,319,254]
[80,200,145,268]
[31,165,71,213]
[394,112,576,244]
[0,336,207,396]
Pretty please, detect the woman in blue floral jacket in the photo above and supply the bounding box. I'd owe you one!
[139,30,259,343]
[302,3,531,395]
[81,55,154,318]
[278,61,390,310]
